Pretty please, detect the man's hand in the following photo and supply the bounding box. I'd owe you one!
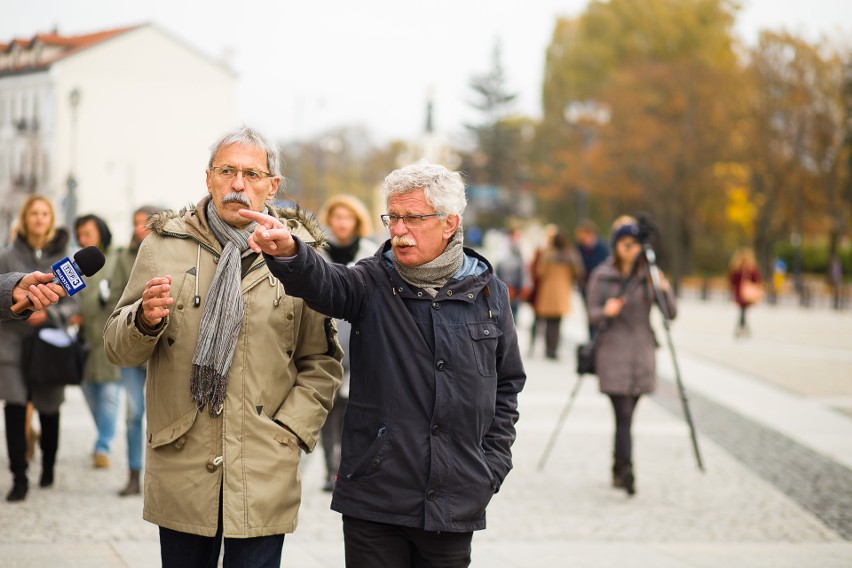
[238,209,297,257]
[140,276,173,330]
[13,271,66,311]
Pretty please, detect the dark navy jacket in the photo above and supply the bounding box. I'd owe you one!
[265,239,526,532]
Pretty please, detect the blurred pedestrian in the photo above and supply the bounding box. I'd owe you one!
[242,162,526,568]
[0,196,77,501]
[109,205,159,496]
[527,225,557,356]
[495,227,525,320]
[532,230,582,360]
[104,126,342,567]
[317,194,377,492]
[830,254,843,310]
[728,247,762,338]
[73,214,121,470]
[575,219,609,337]
[586,215,676,496]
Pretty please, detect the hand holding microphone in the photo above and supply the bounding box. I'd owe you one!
[11,246,106,315]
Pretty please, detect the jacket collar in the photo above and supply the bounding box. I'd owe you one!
[147,195,328,254]
[376,240,494,302]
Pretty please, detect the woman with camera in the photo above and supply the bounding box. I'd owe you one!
[586,215,676,496]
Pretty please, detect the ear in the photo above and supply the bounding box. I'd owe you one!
[266,177,281,201]
[442,214,460,240]
[205,169,213,195]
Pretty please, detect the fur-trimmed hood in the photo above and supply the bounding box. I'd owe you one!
[147,196,327,251]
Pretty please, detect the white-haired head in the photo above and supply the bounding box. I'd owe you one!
[209,126,283,189]
[383,163,467,219]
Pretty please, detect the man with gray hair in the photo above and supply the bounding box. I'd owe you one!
[104,126,342,567]
[240,163,526,567]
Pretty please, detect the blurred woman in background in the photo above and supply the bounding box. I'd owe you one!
[0,196,77,501]
[317,195,377,491]
[586,215,676,496]
[532,230,581,360]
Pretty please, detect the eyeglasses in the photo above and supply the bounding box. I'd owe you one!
[380,213,446,228]
[210,166,274,184]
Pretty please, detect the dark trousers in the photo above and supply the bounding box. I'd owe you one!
[159,487,284,568]
[342,515,473,568]
[609,394,641,466]
[543,317,562,359]
[4,404,27,482]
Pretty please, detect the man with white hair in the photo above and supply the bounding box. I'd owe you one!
[240,163,526,567]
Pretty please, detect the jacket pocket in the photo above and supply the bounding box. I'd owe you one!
[467,322,502,377]
[344,425,388,480]
[451,445,497,522]
[149,408,198,449]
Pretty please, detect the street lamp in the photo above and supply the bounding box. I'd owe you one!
[65,88,81,230]
[563,100,611,221]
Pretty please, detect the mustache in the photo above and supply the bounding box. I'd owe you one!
[392,236,417,247]
[222,193,252,207]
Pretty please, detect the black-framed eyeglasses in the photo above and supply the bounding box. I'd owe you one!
[210,165,274,184]
[380,213,446,228]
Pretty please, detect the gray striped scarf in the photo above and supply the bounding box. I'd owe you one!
[392,229,464,297]
[189,200,263,416]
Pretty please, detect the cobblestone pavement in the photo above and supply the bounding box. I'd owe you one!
[0,297,850,567]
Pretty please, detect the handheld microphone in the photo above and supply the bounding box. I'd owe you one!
[11,246,106,313]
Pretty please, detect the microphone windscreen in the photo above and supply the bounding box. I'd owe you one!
[73,246,106,277]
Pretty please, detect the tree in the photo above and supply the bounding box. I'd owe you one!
[535,0,744,279]
[744,32,848,286]
[463,41,524,189]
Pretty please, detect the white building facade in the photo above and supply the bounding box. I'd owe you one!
[0,24,236,244]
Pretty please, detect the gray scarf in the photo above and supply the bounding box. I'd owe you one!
[190,201,263,416]
[392,229,464,297]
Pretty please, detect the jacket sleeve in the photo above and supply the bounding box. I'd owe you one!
[104,237,167,366]
[586,268,609,327]
[482,279,526,490]
[273,305,343,453]
[263,237,370,323]
[0,272,26,321]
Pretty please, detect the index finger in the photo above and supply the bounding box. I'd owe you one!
[239,209,282,229]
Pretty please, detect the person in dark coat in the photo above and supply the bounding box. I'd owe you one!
[0,195,78,501]
[575,219,609,338]
[586,215,676,497]
[240,163,526,568]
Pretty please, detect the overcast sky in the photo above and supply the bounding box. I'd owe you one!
[3,0,851,145]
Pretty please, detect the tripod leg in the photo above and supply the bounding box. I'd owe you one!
[537,375,584,471]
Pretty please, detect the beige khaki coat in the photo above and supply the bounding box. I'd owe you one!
[533,248,580,317]
[104,197,342,538]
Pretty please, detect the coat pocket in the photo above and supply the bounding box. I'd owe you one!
[149,408,198,449]
[344,425,389,480]
[467,322,502,377]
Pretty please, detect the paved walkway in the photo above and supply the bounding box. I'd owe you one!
[0,297,850,567]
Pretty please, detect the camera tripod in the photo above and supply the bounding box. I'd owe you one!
[537,230,705,472]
